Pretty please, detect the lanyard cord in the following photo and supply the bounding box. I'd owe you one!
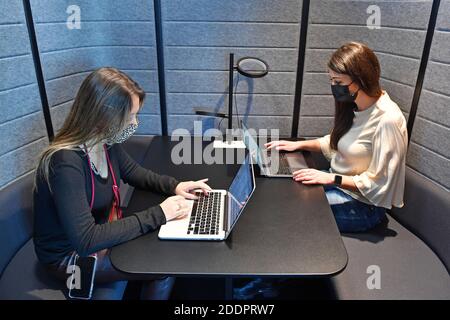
[84,145,96,210]
[83,144,121,218]
[104,145,122,220]
[103,144,119,189]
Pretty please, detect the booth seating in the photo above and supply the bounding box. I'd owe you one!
[311,153,450,299]
[1,136,448,300]
[0,136,153,300]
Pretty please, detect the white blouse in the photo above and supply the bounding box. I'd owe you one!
[318,91,408,209]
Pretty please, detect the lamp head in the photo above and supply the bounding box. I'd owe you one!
[236,57,269,78]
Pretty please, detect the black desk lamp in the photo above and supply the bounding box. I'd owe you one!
[195,53,269,148]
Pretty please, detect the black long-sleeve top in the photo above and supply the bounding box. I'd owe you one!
[33,144,179,265]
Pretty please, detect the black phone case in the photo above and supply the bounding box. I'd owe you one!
[68,255,97,300]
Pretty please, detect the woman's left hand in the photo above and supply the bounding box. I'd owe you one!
[175,178,212,200]
[292,169,334,185]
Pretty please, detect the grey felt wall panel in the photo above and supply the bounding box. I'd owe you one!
[423,61,450,94]
[0,138,49,190]
[168,115,293,137]
[430,31,450,63]
[166,47,298,72]
[299,116,334,137]
[0,1,47,190]
[298,0,432,138]
[30,0,154,22]
[0,25,31,57]
[0,0,23,24]
[407,143,450,190]
[0,112,47,155]
[35,22,156,53]
[309,0,431,29]
[307,25,426,58]
[162,0,302,135]
[167,94,294,116]
[436,0,450,30]
[164,0,301,22]
[1,0,449,197]
[416,90,450,128]
[165,23,299,48]
[410,118,450,159]
[379,78,414,114]
[408,0,450,191]
[166,71,296,94]
[41,47,157,80]
[0,85,42,124]
[32,0,161,134]
[0,56,36,91]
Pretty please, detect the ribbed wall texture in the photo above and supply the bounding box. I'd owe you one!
[299,0,433,138]
[407,0,450,190]
[0,0,48,190]
[1,0,448,193]
[161,0,302,136]
[30,0,161,135]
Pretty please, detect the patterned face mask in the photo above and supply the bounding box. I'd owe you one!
[105,123,138,145]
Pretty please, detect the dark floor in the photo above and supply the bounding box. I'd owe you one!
[124,277,337,300]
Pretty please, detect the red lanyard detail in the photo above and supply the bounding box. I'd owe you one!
[84,144,122,221]
[103,145,122,221]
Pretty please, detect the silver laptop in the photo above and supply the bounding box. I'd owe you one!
[158,153,255,241]
[242,122,308,177]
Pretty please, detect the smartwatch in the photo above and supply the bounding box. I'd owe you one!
[334,174,343,186]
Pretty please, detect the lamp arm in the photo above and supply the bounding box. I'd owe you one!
[194,108,228,118]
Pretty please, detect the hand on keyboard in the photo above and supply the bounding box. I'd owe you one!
[265,140,301,152]
[175,178,212,200]
[160,195,191,221]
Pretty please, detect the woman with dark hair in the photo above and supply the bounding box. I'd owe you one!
[33,67,212,299]
[236,42,408,299]
[267,41,407,233]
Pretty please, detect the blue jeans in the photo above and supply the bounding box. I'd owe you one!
[324,185,386,233]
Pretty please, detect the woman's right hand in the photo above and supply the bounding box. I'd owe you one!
[264,140,302,152]
[159,195,191,222]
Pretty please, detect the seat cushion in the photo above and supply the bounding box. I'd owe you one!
[119,135,154,208]
[0,239,67,300]
[331,214,450,300]
[0,239,126,300]
[0,171,35,276]
[121,135,154,164]
[0,138,152,299]
[390,167,450,272]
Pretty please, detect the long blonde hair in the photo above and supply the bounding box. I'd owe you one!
[35,67,145,191]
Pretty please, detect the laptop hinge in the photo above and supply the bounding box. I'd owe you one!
[223,193,229,233]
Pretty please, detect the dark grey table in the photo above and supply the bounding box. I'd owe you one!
[110,136,347,297]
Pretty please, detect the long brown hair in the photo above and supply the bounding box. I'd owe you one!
[35,67,145,190]
[328,42,382,150]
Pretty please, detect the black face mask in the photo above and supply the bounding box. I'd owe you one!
[331,81,359,103]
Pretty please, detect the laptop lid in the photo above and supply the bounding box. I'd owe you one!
[225,153,256,236]
[241,122,269,171]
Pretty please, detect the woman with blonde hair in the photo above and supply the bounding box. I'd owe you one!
[33,67,211,299]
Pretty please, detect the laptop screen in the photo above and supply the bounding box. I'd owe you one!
[228,153,255,231]
[242,123,266,168]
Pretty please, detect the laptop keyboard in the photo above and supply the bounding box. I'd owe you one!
[277,153,292,175]
[266,151,292,175]
[187,191,222,235]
